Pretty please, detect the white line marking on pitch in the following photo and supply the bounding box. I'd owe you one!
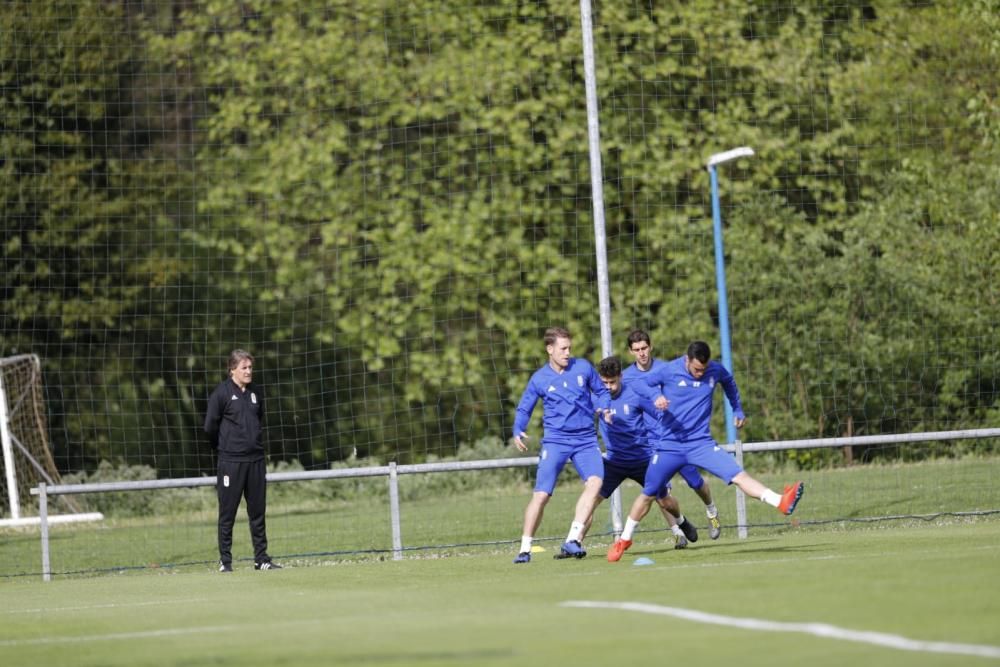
[0,624,241,648]
[4,598,213,615]
[561,601,1000,660]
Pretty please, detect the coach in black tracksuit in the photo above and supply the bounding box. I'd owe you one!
[204,349,280,571]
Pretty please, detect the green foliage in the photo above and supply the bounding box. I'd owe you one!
[2,1,997,476]
[61,461,215,517]
[0,0,219,471]
[59,436,531,517]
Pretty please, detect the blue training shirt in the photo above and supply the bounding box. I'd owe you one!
[598,381,660,465]
[622,358,671,389]
[513,357,609,441]
[637,355,745,442]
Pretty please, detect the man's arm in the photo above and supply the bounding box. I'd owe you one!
[203,387,223,449]
[718,366,746,427]
[512,381,539,451]
[636,363,670,409]
[587,364,611,410]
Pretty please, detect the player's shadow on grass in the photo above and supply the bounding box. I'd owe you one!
[633,537,833,559]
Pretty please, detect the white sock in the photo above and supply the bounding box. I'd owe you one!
[621,517,639,541]
[671,525,684,537]
[519,536,532,553]
[705,502,718,519]
[675,513,686,525]
[761,489,781,507]
[566,521,584,542]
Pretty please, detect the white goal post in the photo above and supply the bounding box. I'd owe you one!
[0,354,103,527]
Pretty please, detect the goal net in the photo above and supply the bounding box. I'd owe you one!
[0,354,95,525]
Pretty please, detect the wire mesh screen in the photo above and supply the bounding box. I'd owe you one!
[1,1,997,482]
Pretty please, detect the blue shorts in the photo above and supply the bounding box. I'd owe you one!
[534,436,604,495]
[677,464,705,491]
[599,458,670,500]
[642,439,742,497]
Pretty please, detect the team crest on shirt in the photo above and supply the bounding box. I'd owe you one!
[251,392,257,404]
[577,375,584,387]
[709,378,716,388]
[623,404,631,415]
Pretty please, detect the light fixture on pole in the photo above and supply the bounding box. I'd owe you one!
[706,146,754,446]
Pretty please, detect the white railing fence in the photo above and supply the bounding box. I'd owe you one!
[31,427,1000,581]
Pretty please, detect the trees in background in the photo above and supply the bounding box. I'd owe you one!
[1,1,996,473]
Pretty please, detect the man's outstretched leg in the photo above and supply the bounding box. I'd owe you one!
[732,472,804,515]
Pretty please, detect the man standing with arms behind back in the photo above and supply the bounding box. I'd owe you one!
[204,349,282,572]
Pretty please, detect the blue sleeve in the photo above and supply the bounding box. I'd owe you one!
[588,363,610,409]
[513,380,539,436]
[629,380,659,402]
[638,365,666,393]
[597,417,611,450]
[634,391,659,416]
[719,366,745,419]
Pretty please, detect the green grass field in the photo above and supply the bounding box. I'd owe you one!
[2,520,999,667]
[2,455,998,579]
[3,457,1000,666]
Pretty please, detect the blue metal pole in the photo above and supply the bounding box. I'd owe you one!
[709,165,737,446]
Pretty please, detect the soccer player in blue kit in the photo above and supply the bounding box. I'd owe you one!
[624,329,723,539]
[511,327,610,563]
[608,340,804,562]
[581,355,699,549]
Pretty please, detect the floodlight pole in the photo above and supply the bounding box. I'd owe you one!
[580,0,624,536]
[706,147,753,447]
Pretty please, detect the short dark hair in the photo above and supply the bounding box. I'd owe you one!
[686,341,711,363]
[626,329,651,349]
[543,327,572,347]
[597,355,622,378]
[228,349,254,371]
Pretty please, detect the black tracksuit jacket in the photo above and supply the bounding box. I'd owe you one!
[203,378,265,462]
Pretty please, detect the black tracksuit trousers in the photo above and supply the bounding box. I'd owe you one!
[217,458,269,565]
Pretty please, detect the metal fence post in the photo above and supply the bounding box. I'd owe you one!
[39,482,51,581]
[388,462,403,560]
[734,439,748,539]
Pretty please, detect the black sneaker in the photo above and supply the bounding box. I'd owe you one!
[219,561,232,573]
[254,560,282,571]
[678,516,699,543]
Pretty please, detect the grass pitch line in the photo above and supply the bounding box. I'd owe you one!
[0,624,241,648]
[561,601,1000,660]
[4,598,213,615]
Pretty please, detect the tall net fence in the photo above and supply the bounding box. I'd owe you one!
[2,1,998,480]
